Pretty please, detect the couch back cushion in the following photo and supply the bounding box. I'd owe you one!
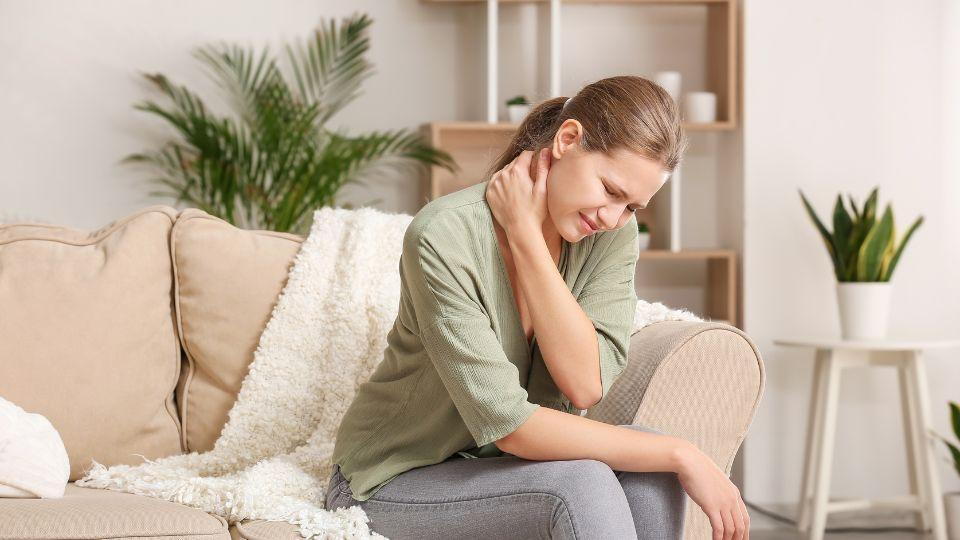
[0,205,184,480]
[171,209,303,453]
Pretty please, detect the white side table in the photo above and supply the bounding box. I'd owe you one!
[774,337,960,540]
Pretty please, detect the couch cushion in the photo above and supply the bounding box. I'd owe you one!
[230,519,304,539]
[171,209,303,453]
[0,482,230,539]
[0,205,184,481]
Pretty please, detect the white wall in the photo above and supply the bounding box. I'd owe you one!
[0,0,723,235]
[2,0,958,512]
[742,0,960,505]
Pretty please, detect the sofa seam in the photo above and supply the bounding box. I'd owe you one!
[170,213,195,454]
[0,205,178,247]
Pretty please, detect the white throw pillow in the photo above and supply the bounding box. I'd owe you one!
[0,395,69,498]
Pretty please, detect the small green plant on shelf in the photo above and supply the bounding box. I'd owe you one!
[637,221,650,234]
[798,186,923,282]
[506,95,529,106]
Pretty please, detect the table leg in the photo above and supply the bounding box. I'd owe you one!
[898,360,928,531]
[798,349,828,531]
[808,349,842,540]
[905,350,948,540]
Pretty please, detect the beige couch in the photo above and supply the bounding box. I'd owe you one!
[0,205,765,540]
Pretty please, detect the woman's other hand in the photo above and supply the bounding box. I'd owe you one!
[675,444,750,540]
[485,148,551,236]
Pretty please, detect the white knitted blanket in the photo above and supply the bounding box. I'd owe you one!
[75,206,703,539]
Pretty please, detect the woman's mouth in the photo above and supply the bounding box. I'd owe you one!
[579,213,597,234]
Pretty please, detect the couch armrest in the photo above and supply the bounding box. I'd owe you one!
[584,320,765,540]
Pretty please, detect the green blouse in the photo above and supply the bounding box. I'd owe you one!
[330,180,639,501]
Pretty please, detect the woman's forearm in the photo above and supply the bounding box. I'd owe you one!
[507,224,602,409]
[496,406,694,473]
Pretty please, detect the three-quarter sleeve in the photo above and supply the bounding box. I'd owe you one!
[402,215,540,448]
[577,217,640,401]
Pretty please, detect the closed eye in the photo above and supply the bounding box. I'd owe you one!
[603,181,639,213]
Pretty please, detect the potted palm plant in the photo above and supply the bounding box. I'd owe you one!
[936,401,960,540]
[799,187,923,339]
[125,12,457,235]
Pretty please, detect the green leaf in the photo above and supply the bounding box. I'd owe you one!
[799,189,842,279]
[284,13,376,128]
[832,195,853,280]
[950,402,960,441]
[947,440,960,478]
[880,214,924,281]
[862,187,878,224]
[847,194,861,221]
[857,204,894,281]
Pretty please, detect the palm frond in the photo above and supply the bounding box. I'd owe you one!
[284,12,375,127]
[124,12,457,233]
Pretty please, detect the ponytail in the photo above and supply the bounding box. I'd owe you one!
[484,75,687,182]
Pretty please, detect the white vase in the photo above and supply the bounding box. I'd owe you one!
[637,232,650,251]
[836,282,892,339]
[945,492,960,540]
[507,104,530,123]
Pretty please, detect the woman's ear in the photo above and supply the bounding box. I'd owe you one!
[553,119,582,160]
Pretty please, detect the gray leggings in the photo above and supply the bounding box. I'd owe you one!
[325,424,686,539]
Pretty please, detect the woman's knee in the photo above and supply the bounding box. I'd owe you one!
[548,460,639,540]
[548,459,622,499]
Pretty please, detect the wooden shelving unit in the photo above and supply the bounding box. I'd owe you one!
[422,0,739,128]
[418,0,742,330]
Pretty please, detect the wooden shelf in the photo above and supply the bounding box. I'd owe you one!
[421,0,739,127]
[420,121,733,204]
[635,248,738,328]
[637,248,732,259]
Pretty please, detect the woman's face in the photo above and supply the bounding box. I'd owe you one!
[543,119,669,243]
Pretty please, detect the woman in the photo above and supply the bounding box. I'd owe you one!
[326,75,749,540]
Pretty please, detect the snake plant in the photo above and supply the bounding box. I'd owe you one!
[938,401,960,478]
[124,12,457,235]
[798,187,923,282]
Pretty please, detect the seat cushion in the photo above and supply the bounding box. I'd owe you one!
[171,209,303,453]
[0,482,230,539]
[229,519,305,539]
[0,205,184,481]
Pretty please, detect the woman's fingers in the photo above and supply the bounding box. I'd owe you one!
[721,508,735,540]
[708,510,724,540]
[732,499,746,540]
[513,149,534,172]
[739,496,751,540]
[535,147,551,183]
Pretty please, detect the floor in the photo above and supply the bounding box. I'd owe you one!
[747,502,928,540]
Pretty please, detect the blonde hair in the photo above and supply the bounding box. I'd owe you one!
[485,75,688,180]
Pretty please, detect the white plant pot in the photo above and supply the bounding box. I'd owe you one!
[836,282,892,339]
[507,104,530,123]
[637,232,650,251]
[945,492,960,540]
